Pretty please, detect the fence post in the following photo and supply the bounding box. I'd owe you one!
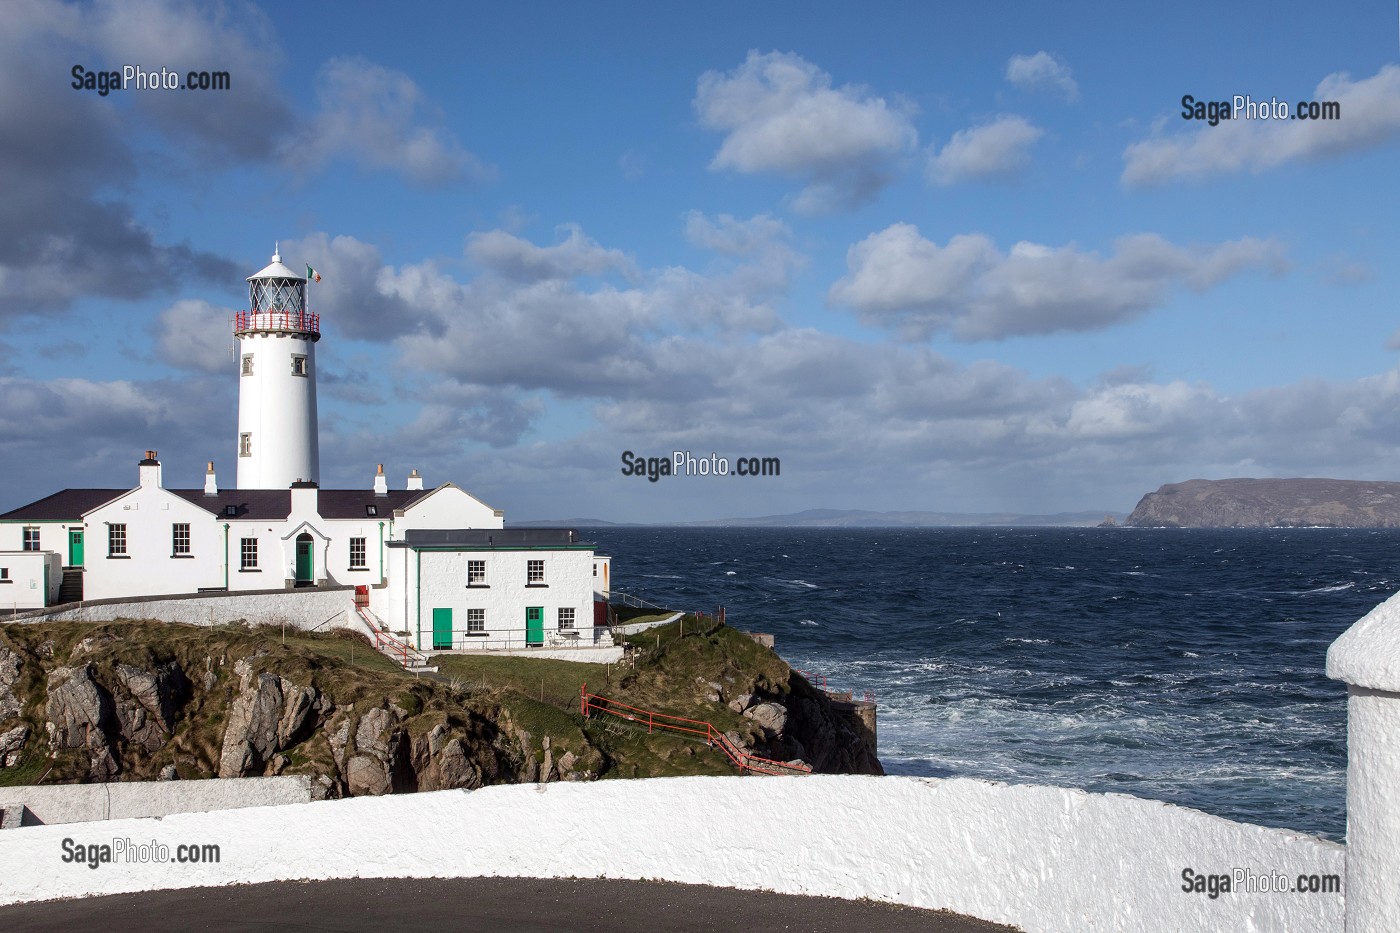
[1327,592,1400,932]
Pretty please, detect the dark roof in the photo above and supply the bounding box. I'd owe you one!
[398,528,591,549]
[0,489,125,522]
[0,486,434,523]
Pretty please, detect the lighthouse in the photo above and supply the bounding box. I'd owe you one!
[234,247,320,489]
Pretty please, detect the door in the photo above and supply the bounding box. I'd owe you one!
[295,533,313,584]
[525,607,544,647]
[68,529,84,567]
[432,608,453,650]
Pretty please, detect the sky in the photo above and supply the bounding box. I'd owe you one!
[1,0,1398,522]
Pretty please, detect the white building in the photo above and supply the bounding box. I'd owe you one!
[0,249,612,653]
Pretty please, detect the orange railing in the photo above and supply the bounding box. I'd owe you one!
[580,685,810,776]
[354,603,419,668]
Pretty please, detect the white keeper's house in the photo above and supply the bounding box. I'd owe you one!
[0,249,612,656]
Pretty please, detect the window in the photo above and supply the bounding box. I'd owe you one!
[291,354,307,377]
[21,526,39,551]
[365,505,378,517]
[467,608,485,633]
[592,563,597,577]
[239,433,252,457]
[108,523,127,556]
[241,355,254,376]
[224,505,239,518]
[557,607,575,631]
[172,523,190,556]
[349,537,367,569]
[240,537,257,570]
[0,568,9,581]
[527,559,545,585]
[467,559,486,585]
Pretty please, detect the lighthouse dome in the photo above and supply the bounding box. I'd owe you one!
[247,246,306,282]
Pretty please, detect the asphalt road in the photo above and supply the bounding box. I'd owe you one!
[0,876,1022,932]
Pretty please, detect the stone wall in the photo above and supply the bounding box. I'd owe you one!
[0,775,310,826]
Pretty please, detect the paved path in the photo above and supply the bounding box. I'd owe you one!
[0,876,1021,932]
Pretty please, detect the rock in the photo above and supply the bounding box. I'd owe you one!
[427,723,448,756]
[276,680,318,747]
[355,706,398,756]
[217,667,286,778]
[727,693,753,714]
[0,724,28,767]
[45,664,117,780]
[558,751,577,773]
[113,662,189,753]
[311,774,337,801]
[0,646,22,722]
[159,764,178,781]
[541,747,553,782]
[743,701,788,736]
[270,753,290,775]
[346,754,390,795]
[69,633,117,659]
[328,716,352,771]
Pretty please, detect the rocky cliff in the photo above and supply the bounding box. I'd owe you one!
[1126,478,1400,528]
[0,618,878,796]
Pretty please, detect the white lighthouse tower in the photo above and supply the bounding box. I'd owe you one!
[234,247,320,489]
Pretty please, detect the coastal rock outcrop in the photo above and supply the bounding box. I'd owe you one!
[1126,478,1400,528]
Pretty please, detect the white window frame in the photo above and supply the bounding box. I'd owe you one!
[172,523,191,556]
[527,559,545,585]
[241,354,254,376]
[240,537,257,570]
[239,433,252,457]
[349,537,367,569]
[467,559,486,585]
[466,608,485,633]
[21,526,40,551]
[291,354,307,377]
[557,607,575,631]
[108,523,127,556]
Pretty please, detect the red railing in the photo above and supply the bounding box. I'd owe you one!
[580,685,810,776]
[234,310,320,335]
[354,603,419,668]
[793,668,828,691]
[794,668,875,706]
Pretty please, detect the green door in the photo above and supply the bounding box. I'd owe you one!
[432,608,453,650]
[525,607,544,647]
[295,534,313,583]
[68,529,84,567]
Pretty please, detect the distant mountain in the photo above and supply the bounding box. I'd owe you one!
[508,518,634,528]
[1126,478,1400,528]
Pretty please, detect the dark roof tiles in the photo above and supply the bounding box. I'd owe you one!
[1,487,432,522]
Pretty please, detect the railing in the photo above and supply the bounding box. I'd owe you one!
[354,603,427,668]
[234,310,320,335]
[581,685,811,777]
[794,668,875,706]
[442,631,613,652]
[608,590,672,611]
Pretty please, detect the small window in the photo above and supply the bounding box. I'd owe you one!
[592,563,597,577]
[108,523,127,556]
[365,505,378,517]
[239,433,252,457]
[467,608,485,633]
[291,355,307,377]
[21,526,40,551]
[0,568,9,581]
[240,537,257,570]
[467,559,486,585]
[527,559,545,585]
[241,355,254,376]
[224,505,238,517]
[557,607,575,631]
[172,523,190,555]
[349,537,367,569]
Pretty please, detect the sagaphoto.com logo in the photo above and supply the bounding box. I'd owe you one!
[71,64,231,96]
[620,450,781,483]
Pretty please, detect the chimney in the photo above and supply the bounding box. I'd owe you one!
[204,461,218,496]
[373,464,388,496]
[138,450,162,489]
[407,469,423,491]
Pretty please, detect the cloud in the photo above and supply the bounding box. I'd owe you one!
[292,57,495,186]
[927,115,1044,184]
[1005,52,1079,101]
[694,50,917,213]
[153,299,237,373]
[1123,64,1400,185]
[828,224,1288,340]
[467,225,635,282]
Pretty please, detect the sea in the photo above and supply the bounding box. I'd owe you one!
[586,526,1400,843]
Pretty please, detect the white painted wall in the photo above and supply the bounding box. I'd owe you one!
[0,776,310,826]
[235,329,319,490]
[0,520,88,560]
[83,484,229,600]
[1327,589,1400,933]
[409,547,596,651]
[13,586,354,631]
[0,550,62,609]
[395,484,504,531]
[0,775,1344,932]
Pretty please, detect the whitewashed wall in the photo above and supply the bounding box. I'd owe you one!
[0,776,310,826]
[412,547,596,651]
[0,775,1344,932]
[0,551,62,609]
[12,586,354,630]
[235,330,319,490]
[84,482,229,600]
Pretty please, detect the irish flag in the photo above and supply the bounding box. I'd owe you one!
[306,265,321,282]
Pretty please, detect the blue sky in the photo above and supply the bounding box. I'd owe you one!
[2,0,1398,521]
